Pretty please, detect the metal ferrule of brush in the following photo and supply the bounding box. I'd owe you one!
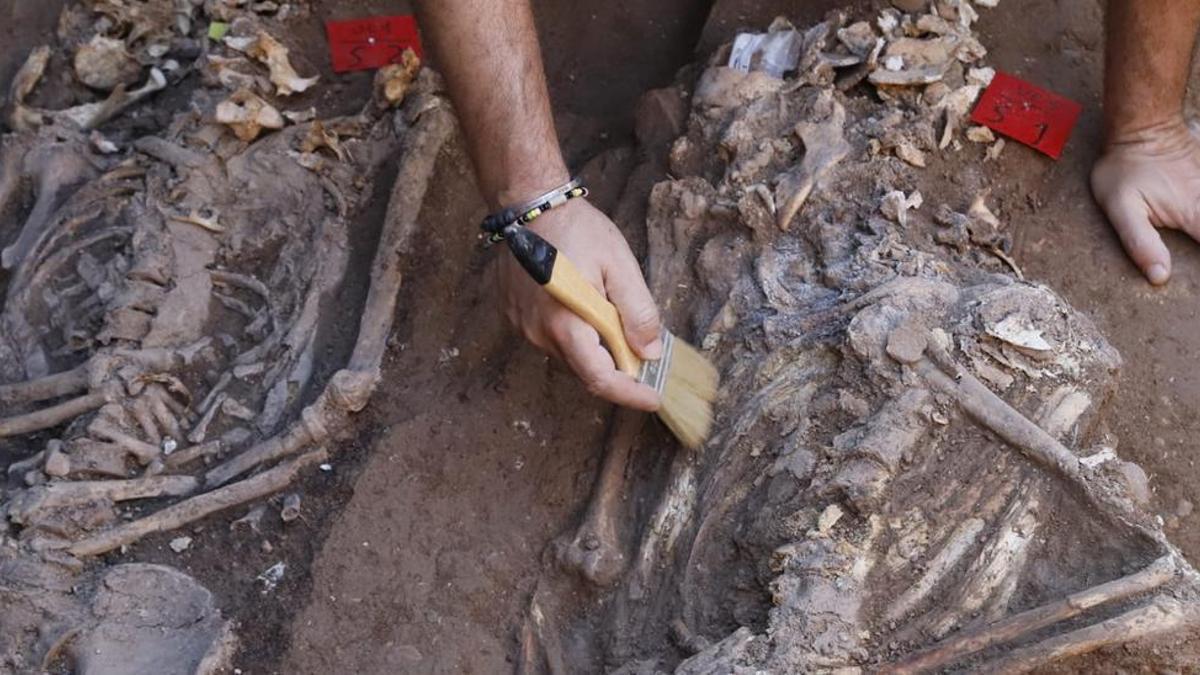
[637,330,674,395]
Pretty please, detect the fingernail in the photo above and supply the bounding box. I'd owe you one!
[1147,263,1170,285]
[643,337,664,360]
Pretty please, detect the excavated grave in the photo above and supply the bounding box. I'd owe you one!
[1,1,1199,673]
[1,1,450,670]
[517,6,1200,674]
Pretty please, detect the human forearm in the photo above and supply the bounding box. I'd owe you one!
[1104,0,1200,143]
[415,0,568,209]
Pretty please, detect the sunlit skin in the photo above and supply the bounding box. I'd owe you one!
[1091,0,1200,285]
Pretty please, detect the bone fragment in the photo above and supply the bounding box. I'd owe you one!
[883,555,1178,673]
[74,35,142,91]
[0,365,89,405]
[915,347,1085,484]
[774,91,850,230]
[216,88,283,141]
[69,449,327,557]
[56,68,168,130]
[885,518,984,622]
[205,413,316,487]
[558,409,644,585]
[4,46,50,130]
[347,100,455,377]
[88,419,160,464]
[240,31,319,96]
[7,476,198,525]
[978,595,1199,674]
[0,391,110,438]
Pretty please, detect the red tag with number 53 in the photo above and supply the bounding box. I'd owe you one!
[970,72,1081,159]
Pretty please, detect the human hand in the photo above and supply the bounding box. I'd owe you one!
[1091,118,1200,285]
[496,198,664,411]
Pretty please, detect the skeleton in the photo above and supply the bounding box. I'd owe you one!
[523,7,1200,673]
[2,1,451,669]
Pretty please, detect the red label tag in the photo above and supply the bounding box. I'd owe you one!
[970,72,1081,159]
[325,16,422,73]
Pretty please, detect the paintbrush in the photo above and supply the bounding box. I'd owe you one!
[505,226,719,448]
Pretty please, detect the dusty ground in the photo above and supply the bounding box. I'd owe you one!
[3,0,1199,672]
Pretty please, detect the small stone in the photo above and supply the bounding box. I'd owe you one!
[1116,461,1151,506]
[169,536,193,553]
[1177,499,1193,518]
[634,87,688,148]
[261,540,273,553]
[890,0,929,11]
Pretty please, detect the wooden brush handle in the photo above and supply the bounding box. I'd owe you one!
[544,254,642,376]
[505,227,643,377]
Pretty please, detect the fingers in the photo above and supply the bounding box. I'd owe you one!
[602,249,664,361]
[1101,191,1172,285]
[552,317,661,412]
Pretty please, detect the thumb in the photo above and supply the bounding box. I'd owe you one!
[1100,191,1172,285]
[603,256,664,360]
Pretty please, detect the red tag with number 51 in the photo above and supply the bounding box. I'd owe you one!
[970,72,1081,159]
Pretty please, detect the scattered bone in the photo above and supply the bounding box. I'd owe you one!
[817,503,845,534]
[56,68,168,130]
[74,35,143,91]
[985,137,1005,160]
[169,536,192,553]
[257,561,286,593]
[4,46,50,131]
[775,90,851,230]
[966,125,995,143]
[215,88,284,141]
[894,141,927,167]
[236,31,319,96]
[280,493,301,522]
[880,189,923,225]
[375,49,422,108]
[169,208,225,233]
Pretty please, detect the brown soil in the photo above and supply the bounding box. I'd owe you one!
[4,0,1200,672]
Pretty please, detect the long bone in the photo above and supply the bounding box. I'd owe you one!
[557,409,645,585]
[881,555,1179,673]
[67,449,327,557]
[205,98,454,486]
[977,594,1200,673]
[6,475,198,525]
[0,390,112,438]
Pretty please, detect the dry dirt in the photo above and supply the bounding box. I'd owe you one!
[2,0,1199,673]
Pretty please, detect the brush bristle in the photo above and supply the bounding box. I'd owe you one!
[657,335,720,449]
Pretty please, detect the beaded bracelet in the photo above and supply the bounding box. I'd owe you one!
[480,177,588,242]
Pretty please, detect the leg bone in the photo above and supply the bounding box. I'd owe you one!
[558,408,643,586]
[68,448,326,557]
